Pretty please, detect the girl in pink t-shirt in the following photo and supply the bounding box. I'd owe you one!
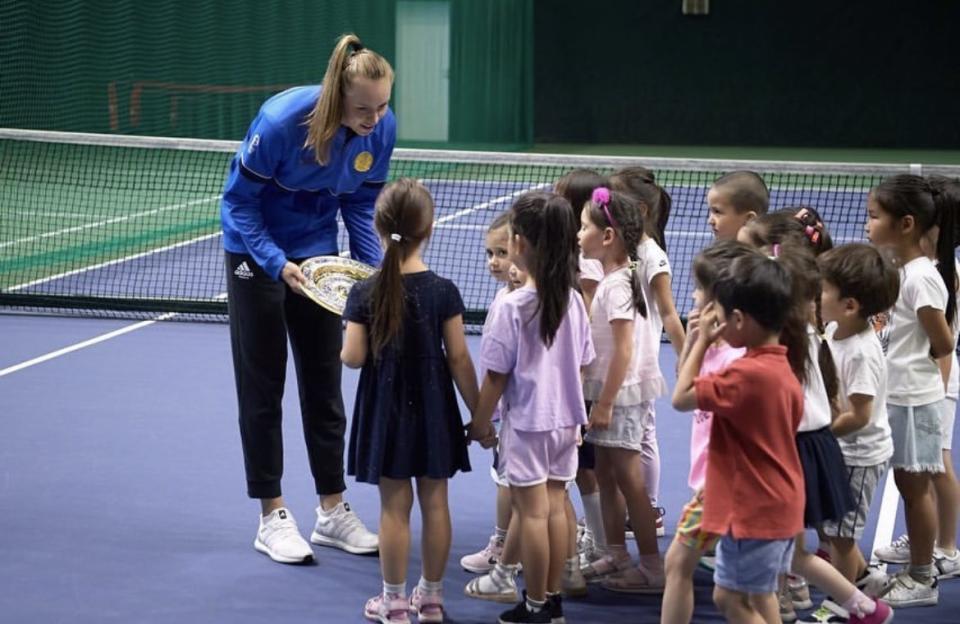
[577,187,665,593]
[661,240,749,624]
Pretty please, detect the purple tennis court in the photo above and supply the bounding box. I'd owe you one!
[1,313,959,623]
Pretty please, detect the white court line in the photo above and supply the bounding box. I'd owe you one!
[7,231,222,291]
[0,195,220,249]
[0,293,228,378]
[435,183,551,226]
[868,467,901,574]
[0,314,173,377]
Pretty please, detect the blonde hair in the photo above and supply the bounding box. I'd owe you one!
[304,33,394,165]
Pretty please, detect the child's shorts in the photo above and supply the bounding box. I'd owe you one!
[490,448,511,487]
[498,418,579,487]
[820,461,887,540]
[888,401,945,473]
[585,400,653,451]
[674,490,720,553]
[942,397,956,451]
[714,535,795,595]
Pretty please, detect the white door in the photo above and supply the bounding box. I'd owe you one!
[396,1,450,141]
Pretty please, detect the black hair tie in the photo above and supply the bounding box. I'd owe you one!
[350,41,365,53]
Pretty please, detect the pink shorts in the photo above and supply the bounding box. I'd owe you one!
[498,419,579,487]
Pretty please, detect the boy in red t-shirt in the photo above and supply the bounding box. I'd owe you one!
[673,252,804,623]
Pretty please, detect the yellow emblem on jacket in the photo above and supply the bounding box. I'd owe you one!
[354,151,374,173]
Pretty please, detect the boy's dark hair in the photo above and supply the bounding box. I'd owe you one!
[713,253,792,332]
[817,243,901,319]
[712,170,770,215]
[692,240,757,294]
[713,251,813,383]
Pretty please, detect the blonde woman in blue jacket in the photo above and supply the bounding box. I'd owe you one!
[221,33,395,564]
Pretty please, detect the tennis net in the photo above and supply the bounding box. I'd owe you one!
[3,128,958,327]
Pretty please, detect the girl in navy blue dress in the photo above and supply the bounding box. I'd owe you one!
[342,178,479,624]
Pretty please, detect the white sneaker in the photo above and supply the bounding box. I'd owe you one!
[873,534,911,564]
[879,570,938,608]
[934,547,960,579]
[856,566,890,598]
[576,529,603,568]
[310,501,379,554]
[253,508,315,564]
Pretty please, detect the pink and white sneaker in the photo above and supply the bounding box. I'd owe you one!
[364,593,410,624]
[460,534,504,574]
[409,586,444,623]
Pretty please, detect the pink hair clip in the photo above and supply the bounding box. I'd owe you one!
[592,187,618,227]
[592,187,610,206]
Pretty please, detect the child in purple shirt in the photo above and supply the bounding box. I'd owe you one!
[469,191,594,624]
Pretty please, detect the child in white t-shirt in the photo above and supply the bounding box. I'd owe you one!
[874,176,960,581]
[609,168,685,528]
[577,187,664,593]
[866,174,957,607]
[818,243,900,592]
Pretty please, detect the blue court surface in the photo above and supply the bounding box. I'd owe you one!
[1,313,958,623]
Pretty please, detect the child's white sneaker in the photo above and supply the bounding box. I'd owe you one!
[934,547,960,580]
[873,534,911,564]
[880,570,938,608]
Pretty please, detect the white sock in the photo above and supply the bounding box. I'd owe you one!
[418,577,443,594]
[383,580,406,597]
[581,491,607,548]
